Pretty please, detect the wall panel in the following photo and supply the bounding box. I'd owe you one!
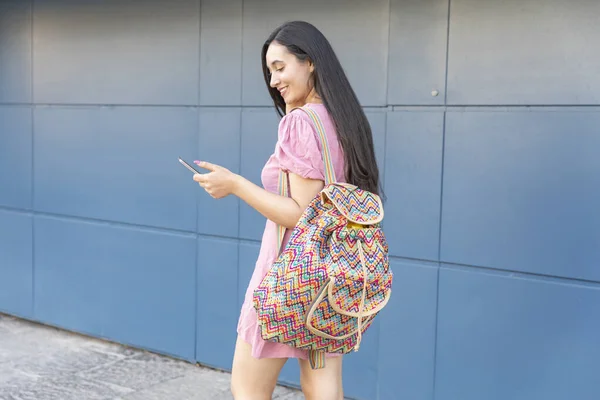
[442,111,600,281]
[34,216,197,360]
[447,0,600,105]
[383,111,444,261]
[435,267,600,400]
[197,108,241,238]
[388,0,448,105]
[238,109,279,241]
[196,237,239,367]
[34,107,198,231]
[378,259,438,400]
[0,0,32,103]
[33,0,200,105]
[199,0,243,106]
[0,106,32,209]
[0,210,33,318]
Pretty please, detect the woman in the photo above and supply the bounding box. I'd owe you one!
[192,21,381,400]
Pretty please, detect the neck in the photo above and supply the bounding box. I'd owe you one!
[286,90,322,113]
[305,88,322,104]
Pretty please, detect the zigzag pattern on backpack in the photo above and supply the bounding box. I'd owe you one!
[252,106,393,370]
[253,182,392,367]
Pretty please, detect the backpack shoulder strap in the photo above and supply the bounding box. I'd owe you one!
[276,105,337,253]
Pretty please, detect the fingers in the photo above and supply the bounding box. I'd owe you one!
[193,173,205,183]
[191,161,228,200]
[193,173,215,198]
[194,174,210,192]
[194,160,219,172]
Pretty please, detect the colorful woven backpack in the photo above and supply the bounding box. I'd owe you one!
[252,106,393,369]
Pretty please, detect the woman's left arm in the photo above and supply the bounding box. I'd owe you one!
[193,161,323,229]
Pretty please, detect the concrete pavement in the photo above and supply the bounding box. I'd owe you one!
[0,313,304,399]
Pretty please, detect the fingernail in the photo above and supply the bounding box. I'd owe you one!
[193,160,201,165]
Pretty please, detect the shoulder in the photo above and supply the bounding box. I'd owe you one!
[274,106,325,180]
[277,107,316,141]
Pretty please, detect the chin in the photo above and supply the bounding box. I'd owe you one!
[285,99,301,108]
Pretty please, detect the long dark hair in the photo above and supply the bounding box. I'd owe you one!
[261,21,383,197]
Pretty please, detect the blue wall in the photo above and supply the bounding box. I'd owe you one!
[1,0,600,399]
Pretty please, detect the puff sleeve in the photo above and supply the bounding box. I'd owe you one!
[274,111,324,181]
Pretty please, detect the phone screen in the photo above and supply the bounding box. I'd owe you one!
[178,157,202,174]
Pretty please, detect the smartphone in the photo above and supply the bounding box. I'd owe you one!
[178,157,202,174]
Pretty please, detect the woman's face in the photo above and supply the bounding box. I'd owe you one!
[265,42,315,109]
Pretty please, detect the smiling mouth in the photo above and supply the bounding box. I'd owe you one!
[279,87,288,97]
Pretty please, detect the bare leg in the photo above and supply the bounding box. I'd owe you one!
[298,356,344,400]
[230,336,288,400]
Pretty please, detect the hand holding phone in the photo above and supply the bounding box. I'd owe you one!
[180,156,238,199]
[179,157,202,174]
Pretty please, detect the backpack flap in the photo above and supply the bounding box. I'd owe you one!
[321,183,384,225]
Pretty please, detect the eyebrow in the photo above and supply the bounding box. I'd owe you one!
[270,60,284,66]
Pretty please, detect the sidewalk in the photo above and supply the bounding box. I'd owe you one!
[0,313,303,399]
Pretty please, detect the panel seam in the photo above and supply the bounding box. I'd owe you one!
[434,1,452,396]
[194,0,202,362]
[237,0,244,301]
[4,102,600,109]
[432,114,446,400]
[197,0,202,106]
[383,0,392,107]
[239,0,244,106]
[443,0,451,104]
[30,0,35,318]
[236,110,243,305]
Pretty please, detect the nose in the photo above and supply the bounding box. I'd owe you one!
[270,73,279,88]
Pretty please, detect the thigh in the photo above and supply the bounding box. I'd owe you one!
[230,336,288,400]
[298,355,344,400]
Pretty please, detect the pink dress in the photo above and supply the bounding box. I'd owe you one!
[236,103,347,359]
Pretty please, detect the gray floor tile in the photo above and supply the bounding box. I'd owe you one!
[0,314,305,400]
[0,375,133,400]
[118,370,232,400]
[79,351,194,391]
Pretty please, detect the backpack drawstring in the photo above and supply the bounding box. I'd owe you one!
[354,239,368,351]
